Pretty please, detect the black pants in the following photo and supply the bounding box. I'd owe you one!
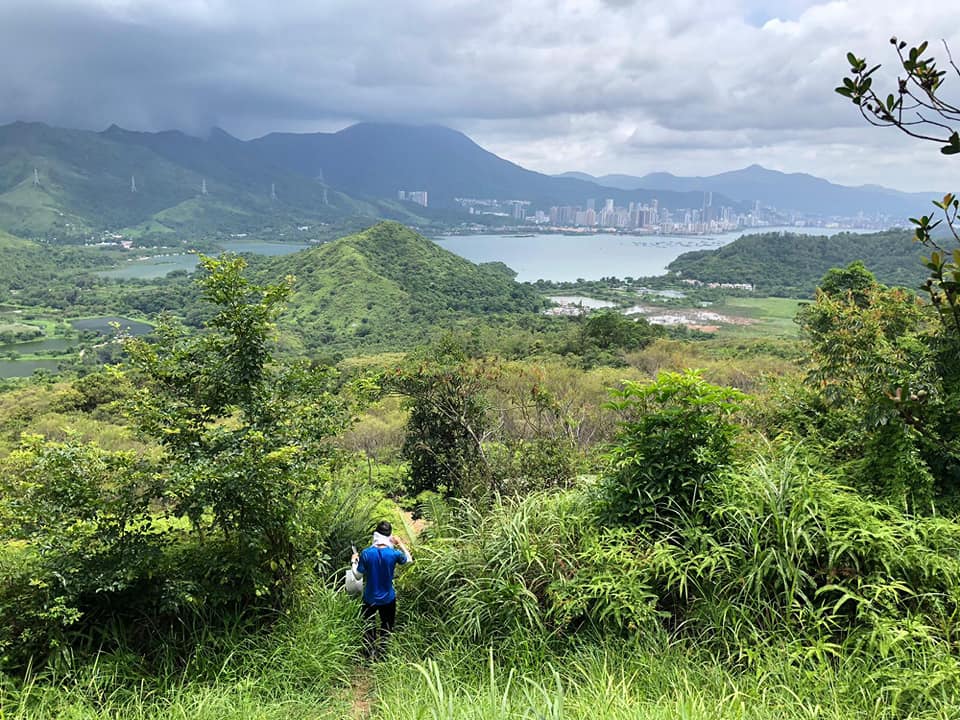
[362,600,396,658]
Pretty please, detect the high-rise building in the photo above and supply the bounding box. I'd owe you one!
[412,191,428,207]
[399,190,428,207]
[604,198,614,212]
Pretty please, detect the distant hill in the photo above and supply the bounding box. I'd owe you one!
[0,232,116,296]
[261,221,547,353]
[558,166,936,218]
[249,123,741,211]
[0,122,437,239]
[667,229,926,295]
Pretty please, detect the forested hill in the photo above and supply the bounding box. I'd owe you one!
[262,221,547,353]
[667,230,925,295]
[0,231,116,294]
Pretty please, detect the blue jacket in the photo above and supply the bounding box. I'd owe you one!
[356,545,408,605]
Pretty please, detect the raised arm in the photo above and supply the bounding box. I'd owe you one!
[392,536,413,564]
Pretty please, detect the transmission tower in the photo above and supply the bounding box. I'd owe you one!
[271,182,277,201]
[33,168,40,186]
[130,175,137,193]
[201,178,208,195]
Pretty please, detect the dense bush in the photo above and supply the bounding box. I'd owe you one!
[404,491,661,641]
[0,438,160,668]
[596,370,745,526]
[645,443,960,663]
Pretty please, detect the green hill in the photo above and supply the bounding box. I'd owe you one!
[0,122,438,240]
[667,230,926,295]
[0,233,117,296]
[263,221,547,353]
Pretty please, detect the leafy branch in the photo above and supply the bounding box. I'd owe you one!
[837,38,960,155]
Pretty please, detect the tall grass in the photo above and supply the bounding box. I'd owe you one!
[0,587,362,719]
[372,634,960,720]
[5,443,960,718]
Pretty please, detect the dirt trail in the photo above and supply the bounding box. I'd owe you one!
[349,671,373,720]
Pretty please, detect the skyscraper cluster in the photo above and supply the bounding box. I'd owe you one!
[548,198,661,230]
[398,190,428,207]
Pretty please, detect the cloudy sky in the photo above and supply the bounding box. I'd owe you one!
[1,0,957,192]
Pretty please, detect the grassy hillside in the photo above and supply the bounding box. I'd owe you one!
[0,122,439,240]
[265,221,548,352]
[668,229,925,295]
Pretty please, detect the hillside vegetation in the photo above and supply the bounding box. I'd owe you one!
[668,229,924,294]
[0,240,959,718]
[0,122,438,240]
[265,222,548,352]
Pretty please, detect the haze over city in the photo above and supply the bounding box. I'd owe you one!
[0,0,957,193]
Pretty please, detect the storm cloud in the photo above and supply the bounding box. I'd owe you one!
[0,0,956,191]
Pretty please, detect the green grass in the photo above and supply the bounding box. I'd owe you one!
[6,605,958,720]
[715,296,804,337]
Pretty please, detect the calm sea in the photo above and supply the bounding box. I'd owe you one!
[433,227,875,282]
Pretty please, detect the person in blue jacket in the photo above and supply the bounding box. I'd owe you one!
[351,520,412,658]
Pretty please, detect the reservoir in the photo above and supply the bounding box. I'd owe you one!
[97,240,311,280]
[434,227,875,282]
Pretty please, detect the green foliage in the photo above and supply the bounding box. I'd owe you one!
[124,255,353,604]
[837,38,960,155]
[911,192,960,333]
[0,256,373,671]
[0,122,435,240]
[795,267,954,507]
[647,444,960,672]
[668,230,924,296]
[0,587,363,719]
[388,337,496,499]
[266,222,547,354]
[579,310,662,351]
[0,437,159,668]
[406,490,659,641]
[597,370,745,526]
[486,437,583,497]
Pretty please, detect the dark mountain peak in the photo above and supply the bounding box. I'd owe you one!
[208,126,241,143]
[334,121,479,151]
[100,123,139,139]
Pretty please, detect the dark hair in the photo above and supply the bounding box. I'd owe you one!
[375,520,392,536]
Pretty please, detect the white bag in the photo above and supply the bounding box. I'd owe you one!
[344,567,364,597]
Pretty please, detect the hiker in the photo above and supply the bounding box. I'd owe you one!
[351,520,412,658]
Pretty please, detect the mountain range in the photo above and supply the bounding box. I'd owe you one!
[559,166,937,218]
[0,119,938,240]
[247,123,729,211]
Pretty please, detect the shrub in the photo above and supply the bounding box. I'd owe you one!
[596,370,745,527]
[645,443,960,659]
[405,491,659,641]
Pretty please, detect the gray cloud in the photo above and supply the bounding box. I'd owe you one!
[0,0,957,191]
